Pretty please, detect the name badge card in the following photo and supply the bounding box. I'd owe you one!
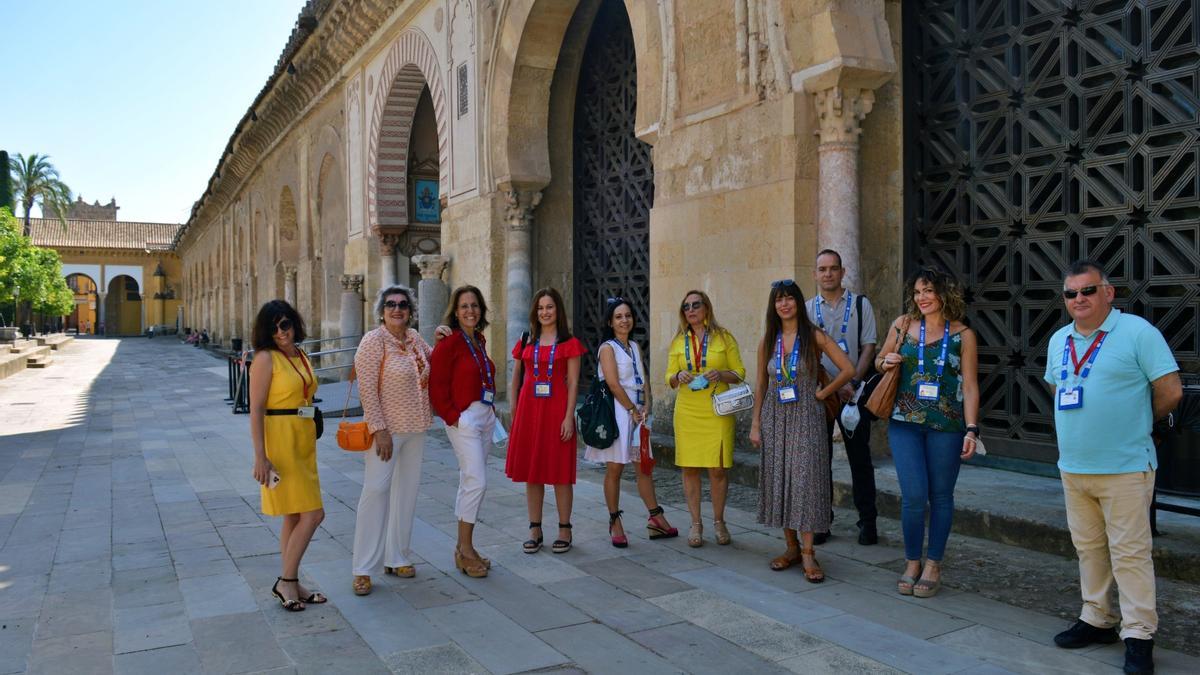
[297,406,316,419]
[837,339,850,353]
[482,389,495,405]
[534,382,552,398]
[1058,387,1083,410]
[916,383,940,401]
[777,384,799,403]
[636,390,645,406]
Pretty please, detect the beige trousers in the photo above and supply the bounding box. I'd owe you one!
[1061,470,1157,640]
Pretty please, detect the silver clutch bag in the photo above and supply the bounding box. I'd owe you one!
[712,382,754,416]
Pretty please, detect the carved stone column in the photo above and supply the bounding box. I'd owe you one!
[339,275,364,341]
[504,189,542,378]
[283,265,298,305]
[413,254,450,346]
[379,235,399,290]
[97,291,108,336]
[813,87,875,291]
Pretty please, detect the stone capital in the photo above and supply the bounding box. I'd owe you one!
[283,265,298,281]
[340,274,364,294]
[503,189,543,232]
[379,233,402,256]
[813,87,876,145]
[412,254,450,281]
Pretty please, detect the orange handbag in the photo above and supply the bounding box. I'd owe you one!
[337,347,386,451]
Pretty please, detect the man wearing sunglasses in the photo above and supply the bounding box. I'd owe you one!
[805,249,879,546]
[1044,259,1181,675]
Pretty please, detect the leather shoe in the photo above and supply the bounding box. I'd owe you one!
[1054,620,1119,649]
[1123,637,1154,674]
[812,531,830,545]
[857,520,878,546]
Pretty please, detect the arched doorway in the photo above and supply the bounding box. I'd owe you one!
[105,275,142,336]
[571,0,653,373]
[65,273,98,334]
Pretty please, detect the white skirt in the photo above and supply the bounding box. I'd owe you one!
[584,401,645,465]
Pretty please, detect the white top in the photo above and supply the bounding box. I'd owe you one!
[583,339,646,464]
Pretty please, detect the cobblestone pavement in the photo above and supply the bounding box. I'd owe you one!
[1,338,1197,674]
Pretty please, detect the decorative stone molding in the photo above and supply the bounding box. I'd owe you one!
[813,87,876,145]
[379,234,401,257]
[503,189,543,231]
[283,265,298,282]
[340,274,364,294]
[412,254,449,281]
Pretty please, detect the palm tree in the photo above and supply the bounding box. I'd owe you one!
[9,153,71,237]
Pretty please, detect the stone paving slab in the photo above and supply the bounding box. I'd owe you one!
[1,339,1198,674]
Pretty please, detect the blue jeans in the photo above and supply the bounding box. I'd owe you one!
[888,420,963,561]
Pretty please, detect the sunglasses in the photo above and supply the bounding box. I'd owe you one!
[384,300,410,310]
[606,296,627,306]
[275,318,293,333]
[1063,285,1105,300]
[681,300,705,312]
[771,279,796,289]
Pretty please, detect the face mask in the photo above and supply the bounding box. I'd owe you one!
[841,401,861,433]
[688,374,710,391]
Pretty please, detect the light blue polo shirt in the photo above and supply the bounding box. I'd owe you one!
[1043,309,1178,474]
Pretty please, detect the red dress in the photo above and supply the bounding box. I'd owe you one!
[505,336,586,484]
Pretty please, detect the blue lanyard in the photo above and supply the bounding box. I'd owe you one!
[612,340,644,388]
[815,292,853,340]
[774,332,801,384]
[462,331,494,390]
[684,329,709,372]
[532,339,557,381]
[917,319,950,381]
[1059,331,1107,386]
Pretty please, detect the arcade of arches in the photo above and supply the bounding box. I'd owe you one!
[175,0,1200,466]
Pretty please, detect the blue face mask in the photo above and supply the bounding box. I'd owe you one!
[688,374,710,391]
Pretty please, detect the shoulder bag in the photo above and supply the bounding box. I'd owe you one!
[712,376,754,416]
[861,317,911,421]
[577,342,620,449]
[337,342,387,452]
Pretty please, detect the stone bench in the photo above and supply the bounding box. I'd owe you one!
[0,351,28,379]
[35,334,74,350]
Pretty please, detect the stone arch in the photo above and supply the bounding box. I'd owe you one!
[106,275,142,336]
[316,151,346,335]
[486,0,663,190]
[366,29,449,236]
[64,273,98,334]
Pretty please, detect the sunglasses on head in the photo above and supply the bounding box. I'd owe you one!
[771,279,796,289]
[681,300,704,312]
[275,318,293,333]
[606,296,627,306]
[1063,285,1104,300]
[384,300,410,310]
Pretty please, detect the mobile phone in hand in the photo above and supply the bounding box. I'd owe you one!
[268,470,281,489]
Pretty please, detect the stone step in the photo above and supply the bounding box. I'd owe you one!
[9,339,37,353]
[13,344,52,360]
[0,352,28,379]
[26,355,52,368]
[35,333,74,350]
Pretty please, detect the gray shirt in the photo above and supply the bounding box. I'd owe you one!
[804,290,878,378]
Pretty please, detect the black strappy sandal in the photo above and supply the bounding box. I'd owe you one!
[552,522,573,554]
[271,577,305,612]
[523,521,543,554]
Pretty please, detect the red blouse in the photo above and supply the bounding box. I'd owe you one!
[429,329,497,427]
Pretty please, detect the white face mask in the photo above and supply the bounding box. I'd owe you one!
[841,401,861,433]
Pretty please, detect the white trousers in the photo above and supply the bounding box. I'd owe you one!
[351,431,425,575]
[443,402,495,524]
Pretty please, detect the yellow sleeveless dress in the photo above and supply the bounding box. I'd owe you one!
[260,349,323,516]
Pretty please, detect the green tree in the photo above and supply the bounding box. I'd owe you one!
[9,152,72,237]
[0,207,74,327]
[0,151,13,212]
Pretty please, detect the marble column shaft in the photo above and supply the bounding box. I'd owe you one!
[504,189,542,382]
[413,254,450,346]
[284,266,298,306]
[339,275,365,343]
[814,87,875,292]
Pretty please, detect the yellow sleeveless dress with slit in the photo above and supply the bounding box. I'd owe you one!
[260,349,323,516]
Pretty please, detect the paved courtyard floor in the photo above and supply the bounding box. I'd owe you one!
[1,338,1198,674]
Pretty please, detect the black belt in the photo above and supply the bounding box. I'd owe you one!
[266,408,306,415]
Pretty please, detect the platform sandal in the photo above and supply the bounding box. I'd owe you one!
[551,522,572,554]
[523,521,543,554]
[646,506,678,540]
[271,577,305,612]
[609,510,628,548]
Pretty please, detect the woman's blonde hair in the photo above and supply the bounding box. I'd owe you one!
[675,289,728,338]
[905,267,967,322]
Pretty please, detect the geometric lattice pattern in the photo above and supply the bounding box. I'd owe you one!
[905,0,1200,461]
[573,0,654,377]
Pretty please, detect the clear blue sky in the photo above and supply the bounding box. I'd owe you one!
[2,1,307,223]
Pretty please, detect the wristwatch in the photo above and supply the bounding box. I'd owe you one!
[966,424,980,437]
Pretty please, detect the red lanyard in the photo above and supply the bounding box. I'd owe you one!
[1069,331,1105,376]
[284,350,314,403]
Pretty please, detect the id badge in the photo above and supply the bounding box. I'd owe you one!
[916,383,940,401]
[534,382,552,398]
[776,385,799,403]
[482,389,495,406]
[1058,387,1083,410]
[636,390,645,406]
[296,406,316,419]
[837,339,850,353]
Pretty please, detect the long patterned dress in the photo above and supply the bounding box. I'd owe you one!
[757,351,830,532]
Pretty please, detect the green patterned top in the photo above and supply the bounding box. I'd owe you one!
[890,328,966,433]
